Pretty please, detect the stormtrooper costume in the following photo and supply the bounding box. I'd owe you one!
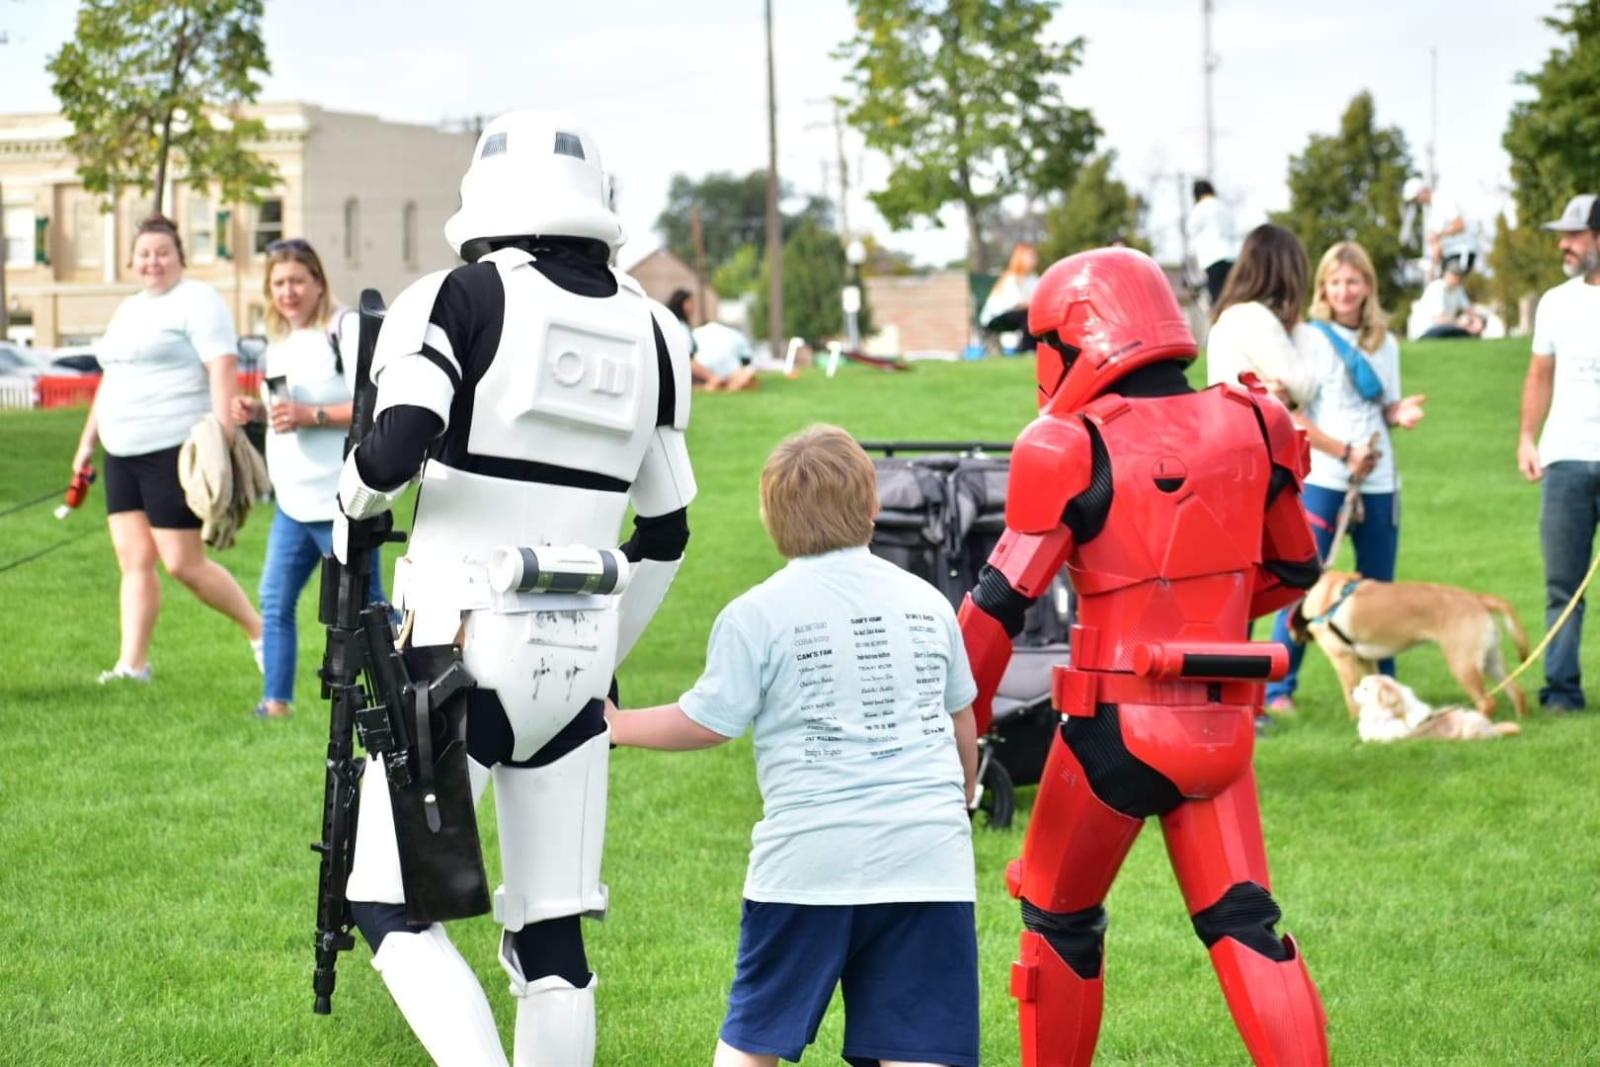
[336,111,695,1066]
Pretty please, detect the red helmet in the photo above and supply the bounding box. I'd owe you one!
[1027,247,1196,414]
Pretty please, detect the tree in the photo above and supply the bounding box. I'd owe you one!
[654,171,830,272]
[711,243,762,299]
[749,219,871,343]
[1495,0,1600,326]
[835,0,1100,272]
[48,0,276,216]
[1271,91,1412,310]
[1039,152,1151,263]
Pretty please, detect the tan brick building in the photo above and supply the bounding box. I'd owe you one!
[0,103,475,347]
[862,270,973,357]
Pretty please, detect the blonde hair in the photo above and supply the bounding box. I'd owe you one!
[262,239,334,339]
[1309,241,1388,353]
[759,424,878,558]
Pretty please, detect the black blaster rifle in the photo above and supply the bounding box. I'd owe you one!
[310,290,486,1016]
[310,288,402,1015]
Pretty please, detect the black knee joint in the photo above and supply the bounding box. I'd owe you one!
[1021,898,1108,980]
[350,900,429,954]
[512,914,591,988]
[1190,882,1292,962]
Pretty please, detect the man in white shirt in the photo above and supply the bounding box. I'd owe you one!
[1186,180,1239,305]
[1518,193,1600,712]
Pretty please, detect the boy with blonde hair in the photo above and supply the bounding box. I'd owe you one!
[609,424,981,1067]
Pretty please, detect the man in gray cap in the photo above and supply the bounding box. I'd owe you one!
[1517,192,1600,712]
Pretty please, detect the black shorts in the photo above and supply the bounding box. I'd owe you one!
[104,445,202,529]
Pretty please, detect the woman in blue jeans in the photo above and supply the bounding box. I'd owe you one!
[1267,242,1427,711]
[231,239,384,718]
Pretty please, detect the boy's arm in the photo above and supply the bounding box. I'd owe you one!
[950,706,978,808]
[605,700,731,751]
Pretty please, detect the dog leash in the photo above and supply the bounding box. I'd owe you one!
[0,528,96,576]
[1483,547,1600,702]
[0,486,65,520]
[1322,432,1382,568]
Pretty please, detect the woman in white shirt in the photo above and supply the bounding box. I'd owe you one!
[1206,224,1318,409]
[230,239,383,719]
[1265,242,1427,711]
[70,215,262,684]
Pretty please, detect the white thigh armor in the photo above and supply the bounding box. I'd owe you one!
[492,730,611,930]
[462,599,618,762]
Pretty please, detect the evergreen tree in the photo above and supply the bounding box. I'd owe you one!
[749,219,871,343]
[1495,0,1600,325]
[1039,152,1150,263]
[1271,91,1412,309]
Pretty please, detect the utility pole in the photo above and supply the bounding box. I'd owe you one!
[1201,0,1217,179]
[764,0,783,355]
[690,204,707,325]
[833,102,849,242]
[1427,45,1438,188]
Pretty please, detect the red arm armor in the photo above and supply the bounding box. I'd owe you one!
[1249,395,1321,618]
[959,417,1089,733]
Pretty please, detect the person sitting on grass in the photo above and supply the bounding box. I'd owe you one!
[607,423,981,1067]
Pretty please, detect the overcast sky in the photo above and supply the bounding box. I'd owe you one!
[0,0,1563,266]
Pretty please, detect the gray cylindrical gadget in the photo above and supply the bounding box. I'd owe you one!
[486,545,627,595]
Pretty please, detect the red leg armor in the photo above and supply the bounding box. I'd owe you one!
[1162,772,1329,1066]
[1009,733,1144,1067]
[1209,934,1329,1067]
[1013,929,1104,1067]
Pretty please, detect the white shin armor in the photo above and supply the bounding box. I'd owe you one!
[372,925,508,1067]
[500,938,598,1067]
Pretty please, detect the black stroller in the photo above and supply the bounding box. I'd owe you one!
[863,441,1072,829]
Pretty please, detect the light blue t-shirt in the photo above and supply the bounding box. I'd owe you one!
[680,546,979,905]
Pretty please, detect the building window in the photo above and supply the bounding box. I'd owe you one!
[187,193,215,262]
[216,209,233,260]
[253,197,283,255]
[3,204,35,267]
[402,200,418,265]
[71,200,102,267]
[343,197,360,263]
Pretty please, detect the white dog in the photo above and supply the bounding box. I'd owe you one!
[1351,675,1521,743]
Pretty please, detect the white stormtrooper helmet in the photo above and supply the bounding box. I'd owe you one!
[444,110,625,259]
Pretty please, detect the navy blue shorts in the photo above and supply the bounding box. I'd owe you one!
[720,900,979,1067]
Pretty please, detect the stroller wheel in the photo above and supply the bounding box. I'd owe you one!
[977,756,1015,830]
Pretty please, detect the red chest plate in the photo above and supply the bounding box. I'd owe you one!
[1068,387,1273,669]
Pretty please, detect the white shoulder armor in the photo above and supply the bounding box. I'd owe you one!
[645,299,692,431]
[370,269,452,384]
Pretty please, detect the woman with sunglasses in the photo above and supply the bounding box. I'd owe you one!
[71,214,263,684]
[230,238,385,718]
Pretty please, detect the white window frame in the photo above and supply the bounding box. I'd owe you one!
[3,203,36,268]
[187,191,216,263]
[253,197,284,255]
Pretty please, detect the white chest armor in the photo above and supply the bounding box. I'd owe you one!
[404,249,660,576]
[468,249,657,480]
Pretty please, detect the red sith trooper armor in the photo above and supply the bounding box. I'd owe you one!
[958,248,1329,1066]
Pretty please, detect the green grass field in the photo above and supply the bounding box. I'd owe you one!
[2,341,1597,1065]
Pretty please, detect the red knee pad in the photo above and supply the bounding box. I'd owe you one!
[1013,929,1103,1067]
[1208,934,1329,1067]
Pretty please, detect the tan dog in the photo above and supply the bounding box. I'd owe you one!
[1289,569,1530,719]
[1351,675,1521,742]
